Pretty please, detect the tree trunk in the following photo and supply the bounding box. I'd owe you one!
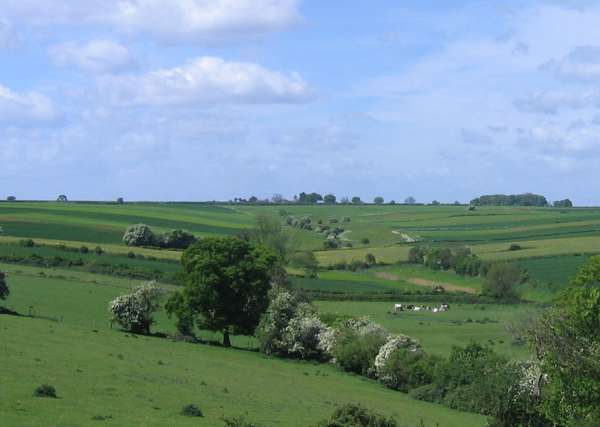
[223,330,231,347]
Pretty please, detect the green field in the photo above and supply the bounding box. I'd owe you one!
[1,267,486,426]
[2,201,596,426]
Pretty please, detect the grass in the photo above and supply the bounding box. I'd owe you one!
[316,301,539,360]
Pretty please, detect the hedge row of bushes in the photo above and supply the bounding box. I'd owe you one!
[122,224,197,249]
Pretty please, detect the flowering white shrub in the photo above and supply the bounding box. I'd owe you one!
[108,282,163,334]
[374,335,422,378]
[122,224,156,246]
[256,289,328,360]
[318,316,390,358]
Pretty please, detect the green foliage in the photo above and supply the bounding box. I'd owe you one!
[508,244,522,251]
[324,194,337,204]
[378,350,440,392]
[470,193,548,207]
[351,196,363,205]
[174,237,277,346]
[290,251,319,278]
[526,281,600,425]
[298,192,323,204]
[0,271,8,300]
[34,384,57,398]
[222,416,263,427]
[570,255,600,286]
[158,229,197,249]
[408,246,426,264]
[483,263,522,300]
[553,199,573,208]
[247,214,289,259]
[316,403,398,427]
[365,253,376,266]
[180,404,203,417]
[19,238,35,247]
[374,197,384,205]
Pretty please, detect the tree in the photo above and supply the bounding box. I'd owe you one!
[171,237,277,347]
[122,224,156,246]
[0,271,9,300]
[248,196,258,203]
[316,404,398,427]
[483,263,521,300]
[373,196,384,205]
[56,195,68,202]
[6,196,16,201]
[271,193,284,204]
[365,253,376,266]
[553,199,573,208]
[351,196,362,205]
[526,263,600,424]
[431,200,440,205]
[247,214,290,259]
[159,229,197,249]
[323,194,337,204]
[290,251,319,278]
[405,196,416,204]
[108,282,163,334]
[116,197,124,204]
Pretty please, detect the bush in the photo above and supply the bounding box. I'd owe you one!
[108,282,163,334]
[508,244,522,251]
[329,318,389,376]
[374,336,427,391]
[79,246,89,254]
[256,289,329,360]
[94,246,104,255]
[180,404,203,417]
[316,403,398,427]
[361,238,370,245]
[19,238,35,247]
[34,384,57,398]
[408,246,426,264]
[122,224,156,247]
[222,416,263,427]
[483,263,522,301]
[0,271,9,300]
[365,253,376,266]
[158,229,197,249]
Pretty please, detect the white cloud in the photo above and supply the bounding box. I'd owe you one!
[543,46,600,83]
[99,56,314,107]
[49,39,135,74]
[3,0,302,43]
[0,84,61,127]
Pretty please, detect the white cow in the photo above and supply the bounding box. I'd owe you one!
[394,303,404,312]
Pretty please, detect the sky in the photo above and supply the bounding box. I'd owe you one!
[2,0,600,204]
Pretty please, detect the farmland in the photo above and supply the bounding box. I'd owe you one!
[1,201,598,426]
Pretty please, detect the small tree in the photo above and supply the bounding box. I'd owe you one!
[483,263,521,300]
[405,196,416,204]
[365,253,376,266]
[290,251,319,278]
[247,214,289,259]
[323,194,337,204]
[57,194,68,202]
[122,224,156,247]
[159,229,197,249]
[351,196,362,205]
[0,271,9,300]
[171,237,277,347]
[373,196,384,205]
[108,282,163,334]
[6,196,16,201]
[116,197,124,204]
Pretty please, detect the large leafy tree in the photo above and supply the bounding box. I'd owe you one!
[171,237,277,347]
[526,255,600,425]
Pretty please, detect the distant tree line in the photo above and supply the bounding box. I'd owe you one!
[231,193,420,205]
[470,193,549,207]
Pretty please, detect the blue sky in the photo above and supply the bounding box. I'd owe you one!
[1,0,600,204]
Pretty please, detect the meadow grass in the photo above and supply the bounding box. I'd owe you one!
[316,301,539,360]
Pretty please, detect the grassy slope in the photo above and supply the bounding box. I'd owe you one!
[1,272,485,427]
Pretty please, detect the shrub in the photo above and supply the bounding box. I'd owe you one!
[483,263,522,301]
[256,289,329,360]
[222,416,263,427]
[374,335,423,387]
[323,239,339,249]
[365,253,376,266]
[361,238,370,245]
[94,246,104,255]
[0,271,9,300]
[180,404,203,417]
[290,251,319,278]
[122,224,156,247]
[158,229,197,249]
[316,403,398,427]
[329,318,389,376]
[19,238,35,247]
[508,244,522,251]
[34,384,57,398]
[408,246,426,264]
[79,246,89,254]
[108,282,163,334]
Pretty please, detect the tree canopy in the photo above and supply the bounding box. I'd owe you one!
[169,237,278,346]
[470,193,548,207]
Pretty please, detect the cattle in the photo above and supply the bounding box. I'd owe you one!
[394,303,404,312]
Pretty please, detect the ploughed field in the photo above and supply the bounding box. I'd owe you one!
[1,201,597,426]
